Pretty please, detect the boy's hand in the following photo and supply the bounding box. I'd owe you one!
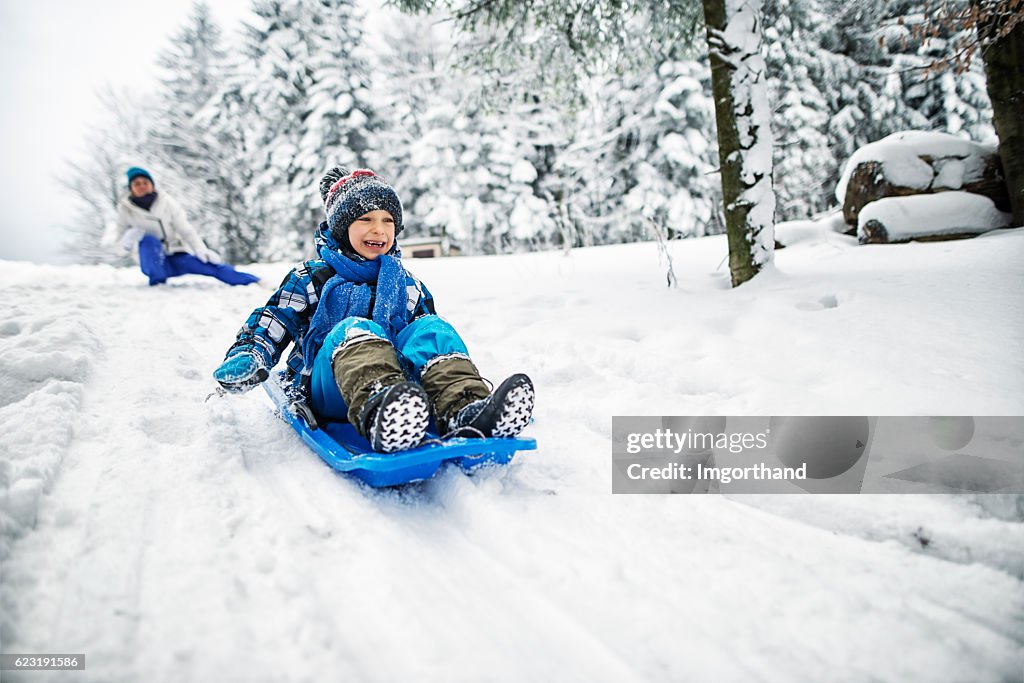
[213,352,268,393]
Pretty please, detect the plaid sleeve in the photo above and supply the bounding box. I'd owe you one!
[409,274,436,319]
[224,263,315,368]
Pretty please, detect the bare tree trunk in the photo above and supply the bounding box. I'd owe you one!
[980,10,1024,225]
[702,0,776,287]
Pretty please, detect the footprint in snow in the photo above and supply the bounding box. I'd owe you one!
[796,294,839,311]
[0,320,22,336]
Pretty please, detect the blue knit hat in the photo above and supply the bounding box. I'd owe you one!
[319,167,404,248]
[126,166,154,186]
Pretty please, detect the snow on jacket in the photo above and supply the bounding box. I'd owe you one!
[115,192,207,255]
[223,223,435,392]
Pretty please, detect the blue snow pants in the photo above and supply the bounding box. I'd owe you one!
[138,234,260,286]
[309,315,471,422]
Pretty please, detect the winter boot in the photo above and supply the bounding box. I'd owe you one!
[357,382,430,453]
[421,356,534,438]
[446,374,535,438]
[333,338,429,452]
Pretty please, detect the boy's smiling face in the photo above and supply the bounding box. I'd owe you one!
[348,210,396,259]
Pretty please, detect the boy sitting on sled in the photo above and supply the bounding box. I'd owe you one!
[212,167,535,453]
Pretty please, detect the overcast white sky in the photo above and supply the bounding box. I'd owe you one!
[0,0,254,263]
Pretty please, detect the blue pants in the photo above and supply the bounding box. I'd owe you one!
[138,234,260,286]
[310,315,470,421]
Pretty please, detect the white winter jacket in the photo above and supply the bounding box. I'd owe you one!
[115,192,207,255]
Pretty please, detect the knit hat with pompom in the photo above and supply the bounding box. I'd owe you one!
[319,167,404,251]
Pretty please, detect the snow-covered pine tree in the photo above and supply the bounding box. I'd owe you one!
[568,58,720,244]
[877,5,994,140]
[240,0,377,258]
[876,1,1012,222]
[239,0,319,257]
[293,0,377,240]
[150,2,236,259]
[368,11,454,234]
[407,90,563,255]
[762,0,837,221]
[371,13,563,254]
[191,66,266,263]
[803,0,923,174]
[153,2,227,170]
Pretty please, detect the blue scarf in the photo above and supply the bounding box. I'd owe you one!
[302,246,409,370]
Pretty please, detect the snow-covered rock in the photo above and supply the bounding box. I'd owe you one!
[858,192,1013,244]
[836,131,1009,231]
[774,210,848,248]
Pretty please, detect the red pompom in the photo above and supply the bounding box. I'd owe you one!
[329,168,378,196]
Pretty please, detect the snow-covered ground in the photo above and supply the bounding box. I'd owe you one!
[2,227,1023,682]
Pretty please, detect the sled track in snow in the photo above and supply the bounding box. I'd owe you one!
[2,246,1024,681]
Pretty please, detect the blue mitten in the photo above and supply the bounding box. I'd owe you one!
[213,352,268,393]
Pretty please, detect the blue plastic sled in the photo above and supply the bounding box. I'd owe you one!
[263,372,536,487]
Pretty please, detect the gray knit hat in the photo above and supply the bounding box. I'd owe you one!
[319,167,404,248]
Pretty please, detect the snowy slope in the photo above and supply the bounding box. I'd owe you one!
[2,227,1023,682]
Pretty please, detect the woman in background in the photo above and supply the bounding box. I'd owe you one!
[114,166,259,287]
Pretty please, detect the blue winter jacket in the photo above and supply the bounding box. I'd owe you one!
[223,223,435,392]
